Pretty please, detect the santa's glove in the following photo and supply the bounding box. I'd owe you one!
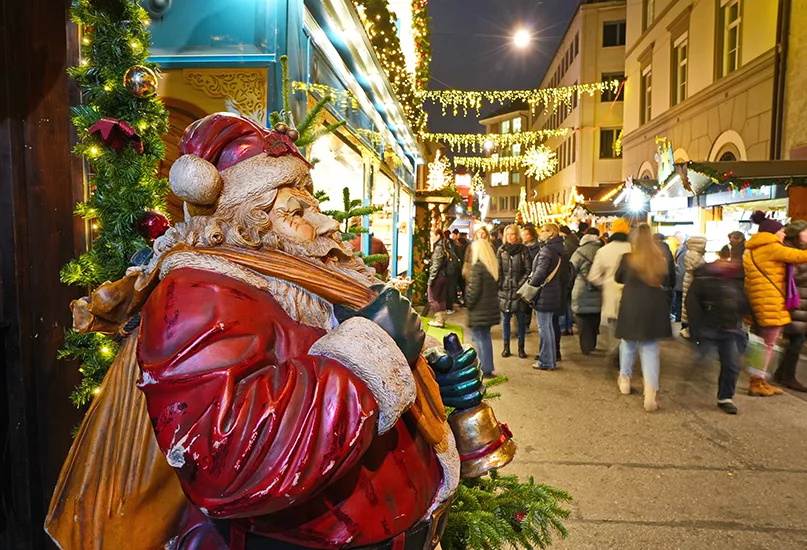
[347,286,425,366]
[425,333,485,410]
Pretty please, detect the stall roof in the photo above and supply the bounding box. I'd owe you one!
[661,160,807,196]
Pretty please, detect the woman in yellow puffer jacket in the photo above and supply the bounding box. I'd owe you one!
[744,211,807,397]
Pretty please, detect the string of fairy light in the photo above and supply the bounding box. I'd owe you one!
[421,129,569,153]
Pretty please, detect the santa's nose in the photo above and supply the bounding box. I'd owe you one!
[313,214,339,236]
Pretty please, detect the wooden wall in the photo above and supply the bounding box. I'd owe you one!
[0,0,85,547]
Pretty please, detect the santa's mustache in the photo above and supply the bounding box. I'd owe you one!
[266,231,353,262]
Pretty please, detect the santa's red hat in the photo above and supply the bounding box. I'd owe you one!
[169,112,312,214]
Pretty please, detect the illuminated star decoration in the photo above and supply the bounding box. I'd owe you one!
[523,145,558,182]
[427,150,451,190]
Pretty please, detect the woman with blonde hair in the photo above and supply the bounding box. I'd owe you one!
[466,238,501,376]
[497,224,530,358]
[528,223,566,370]
[614,224,672,411]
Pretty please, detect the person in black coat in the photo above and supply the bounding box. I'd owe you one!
[466,239,501,376]
[686,259,749,414]
[497,225,530,359]
[615,224,673,412]
[529,224,565,370]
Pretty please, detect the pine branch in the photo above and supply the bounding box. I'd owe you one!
[280,55,291,120]
[297,95,331,136]
[362,253,388,266]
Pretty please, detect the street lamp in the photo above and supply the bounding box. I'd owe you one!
[513,29,531,49]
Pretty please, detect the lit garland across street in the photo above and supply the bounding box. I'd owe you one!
[523,145,558,182]
[421,129,570,153]
[419,80,621,116]
[454,155,526,172]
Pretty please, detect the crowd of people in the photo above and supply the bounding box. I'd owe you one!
[426,209,807,415]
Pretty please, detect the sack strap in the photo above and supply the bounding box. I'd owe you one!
[749,250,786,299]
[543,254,561,286]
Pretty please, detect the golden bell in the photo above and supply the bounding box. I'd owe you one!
[447,402,516,478]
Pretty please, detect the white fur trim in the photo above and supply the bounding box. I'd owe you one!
[170,154,223,205]
[218,154,310,212]
[426,423,461,517]
[308,317,415,434]
[159,251,337,331]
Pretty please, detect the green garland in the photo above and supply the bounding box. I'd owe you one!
[353,0,427,133]
[60,0,170,406]
[412,0,432,90]
[683,161,807,194]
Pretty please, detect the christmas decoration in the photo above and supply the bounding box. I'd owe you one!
[123,64,158,97]
[88,117,144,153]
[419,79,620,116]
[136,210,170,240]
[60,0,170,406]
[453,155,525,173]
[421,128,569,153]
[412,0,432,90]
[353,0,427,133]
[48,111,516,550]
[427,149,453,190]
[523,145,558,182]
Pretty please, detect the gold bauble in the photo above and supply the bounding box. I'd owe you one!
[123,65,158,98]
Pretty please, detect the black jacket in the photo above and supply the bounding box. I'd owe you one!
[428,239,446,285]
[686,260,748,337]
[466,261,501,328]
[657,240,677,290]
[529,236,566,313]
[497,243,530,313]
[614,254,673,341]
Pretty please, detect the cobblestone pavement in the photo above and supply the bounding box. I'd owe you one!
[444,309,807,550]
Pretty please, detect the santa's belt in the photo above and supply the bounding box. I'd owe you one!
[212,499,451,550]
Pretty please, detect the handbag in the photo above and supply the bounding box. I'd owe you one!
[518,255,561,303]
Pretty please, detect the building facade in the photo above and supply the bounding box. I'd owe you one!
[622,0,782,178]
[479,104,532,223]
[531,0,627,203]
[145,0,422,278]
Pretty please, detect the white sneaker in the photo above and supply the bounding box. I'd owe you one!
[644,386,658,412]
[445,310,456,315]
[618,374,631,395]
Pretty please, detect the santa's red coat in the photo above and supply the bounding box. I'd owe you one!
[137,268,441,548]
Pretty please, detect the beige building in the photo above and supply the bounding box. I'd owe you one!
[531,0,627,203]
[479,103,533,223]
[622,0,783,178]
[785,0,807,160]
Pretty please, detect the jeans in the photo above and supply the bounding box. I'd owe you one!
[535,311,557,369]
[698,331,742,402]
[428,276,446,314]
[502,311,527,346]
[552,313,561,355]
[619,340,660,391]
[558,303,574,331]
[777,331,806,382]
[576,313,601,354]
[470,326,495,375]
[672,291,683,322]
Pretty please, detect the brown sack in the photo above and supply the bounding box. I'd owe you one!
[45,329,188,549]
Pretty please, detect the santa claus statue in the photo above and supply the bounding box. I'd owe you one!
[47,113,515,550]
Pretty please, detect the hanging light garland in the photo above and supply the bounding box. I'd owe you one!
[523,145,558,182]
[419,80,620,116]
[453,155,526,172]
[412,0,431,91]
[427,149,453,190]
[421,128,569,153]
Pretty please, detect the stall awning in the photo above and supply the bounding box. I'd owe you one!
[660,160,807,196]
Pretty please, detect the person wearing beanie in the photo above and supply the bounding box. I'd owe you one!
[772,220,807,392]
[744,211,807,396]
[588,218,632,369]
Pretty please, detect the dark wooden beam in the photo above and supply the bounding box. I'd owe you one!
[0,0,85,547]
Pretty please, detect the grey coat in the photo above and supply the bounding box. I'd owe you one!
[497,244,530,313]
[570,235,604,315]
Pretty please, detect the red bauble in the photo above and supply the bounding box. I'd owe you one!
[515,511,527,523]
[137,210,170,240]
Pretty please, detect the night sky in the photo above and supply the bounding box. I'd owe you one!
[425,0,578,134]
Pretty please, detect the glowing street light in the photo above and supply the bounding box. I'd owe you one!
[513,29,531,49]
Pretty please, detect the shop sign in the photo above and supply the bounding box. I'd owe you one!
[704,186,774,207]
[652,208,698,223]
[650,196,688,212]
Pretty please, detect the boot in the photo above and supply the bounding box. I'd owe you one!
[644,384,658,412]
[427,311,445,328]
[501,342,511,358]
[618,374,631,395]
[785,378,807,392]
[518,344,527,359]
[762,378,784,395]
[748,376,776,397]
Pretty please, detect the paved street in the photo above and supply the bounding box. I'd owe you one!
[445,310,807,549]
